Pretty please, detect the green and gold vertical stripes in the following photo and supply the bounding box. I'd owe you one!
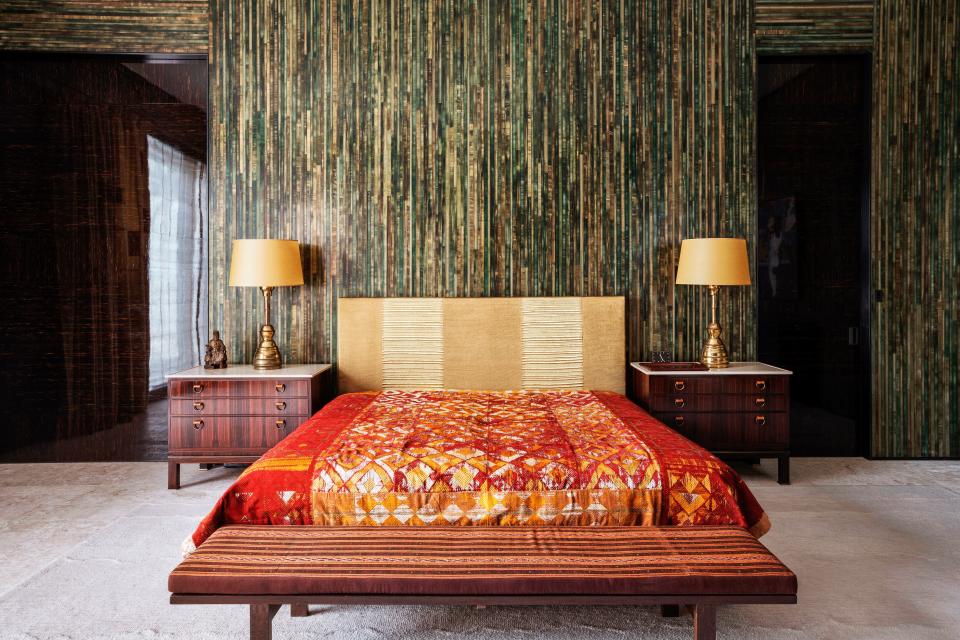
[208,0,757,370]
[871,0,960,457]
[756,1,875,54]
[2,1,958,457]
[0,1,207,54]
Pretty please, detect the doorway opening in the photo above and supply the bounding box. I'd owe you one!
[757,55,871,456]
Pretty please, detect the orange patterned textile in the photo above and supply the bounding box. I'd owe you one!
[189,391,770,550]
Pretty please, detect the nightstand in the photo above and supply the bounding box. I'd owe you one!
[630,362,792,484]
[166,364,332,489]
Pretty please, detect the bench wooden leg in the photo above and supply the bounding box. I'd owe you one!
[661,604,680,617]
[290,603,309,617]
[167,462,180,490]
[693,604,717,640]
[250,604,279,640]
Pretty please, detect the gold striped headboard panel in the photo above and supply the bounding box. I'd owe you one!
[338,297,625,393]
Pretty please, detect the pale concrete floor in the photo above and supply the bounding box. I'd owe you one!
[0,458,958,639]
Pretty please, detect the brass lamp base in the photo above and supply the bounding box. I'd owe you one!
[700,322,730,369]
[253,323,282,370]
[699,284,730,369]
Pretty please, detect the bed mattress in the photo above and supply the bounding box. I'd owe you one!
[188,390,769,551]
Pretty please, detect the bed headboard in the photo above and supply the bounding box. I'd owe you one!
[337,297,625,393]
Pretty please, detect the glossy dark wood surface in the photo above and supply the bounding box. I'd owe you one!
[168,397,311,417]
[167,367,329,488]
[168,379,312,399]
[0,56,206,461]
[632,366,792,483]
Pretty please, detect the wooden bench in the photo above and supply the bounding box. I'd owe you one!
[169,525,797,640]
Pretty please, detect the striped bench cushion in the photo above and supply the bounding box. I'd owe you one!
[169,526,796,597]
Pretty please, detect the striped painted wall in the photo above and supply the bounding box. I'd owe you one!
[756,1,874,54]
[0,1,207,54]
[871,1,960,457]
[207,0,757,371]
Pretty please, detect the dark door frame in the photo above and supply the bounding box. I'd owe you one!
[755,53,873,458]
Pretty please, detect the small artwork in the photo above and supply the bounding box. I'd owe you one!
[758,196,798,300]
[649,351,674,363]
[203,330,228,369]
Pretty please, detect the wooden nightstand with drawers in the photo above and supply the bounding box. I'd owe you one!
[630,362,793,484]
[166,364,331,489]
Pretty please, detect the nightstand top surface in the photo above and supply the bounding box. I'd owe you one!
[630,361,792,376]
[167,364,331,380]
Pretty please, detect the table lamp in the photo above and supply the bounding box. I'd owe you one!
[675,238,752,368]
[229,239,304,370]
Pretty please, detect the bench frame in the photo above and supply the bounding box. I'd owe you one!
[170,593,798,640]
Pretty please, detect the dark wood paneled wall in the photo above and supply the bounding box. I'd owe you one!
[0,1,207,54]
[871,1,960,457]
[208,0,757,370]
[756,1,875,54]
[0,59,206,456]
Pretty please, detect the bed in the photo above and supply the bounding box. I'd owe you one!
[186,297,769,553]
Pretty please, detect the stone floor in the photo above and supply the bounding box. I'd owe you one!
[0,458,958,639]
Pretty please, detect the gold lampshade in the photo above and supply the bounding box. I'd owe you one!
[229,239,304,287]
[675,237,751,368]
[229,239,304,369]
[676,238,751,286]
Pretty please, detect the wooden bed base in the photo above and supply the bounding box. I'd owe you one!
[170,593,796,640]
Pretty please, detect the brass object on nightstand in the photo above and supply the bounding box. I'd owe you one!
[700,284,730,368]
[251,316,282,370]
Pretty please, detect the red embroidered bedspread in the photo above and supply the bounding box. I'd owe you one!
[189,391,769,550]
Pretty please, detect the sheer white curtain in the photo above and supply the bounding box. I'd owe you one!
[147,135,208,391]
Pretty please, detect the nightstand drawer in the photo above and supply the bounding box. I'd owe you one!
[647,393,788,413]
[169,397,311,417]
[742,413,789,449]
[169,379,311,399]
[657,412,788,451]
[168,415,307,454]
[649,376,788,396]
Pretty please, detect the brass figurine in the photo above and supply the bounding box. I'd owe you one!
[204,330,228,369]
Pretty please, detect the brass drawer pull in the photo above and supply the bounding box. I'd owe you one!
[755,415,767,427]
[755,379,767,391]
[192,419,204,430]
[275,383,286,393]
[193,401,204,411]
[276,419,287,430]
[755,397,766,408]
[275,401,287,411]
[674,380,686,392]
[674,398,685,408]
[192,383,203,393]
[674,416,685,426]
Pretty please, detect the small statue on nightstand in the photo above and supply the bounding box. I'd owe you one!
[203,330,228,369]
